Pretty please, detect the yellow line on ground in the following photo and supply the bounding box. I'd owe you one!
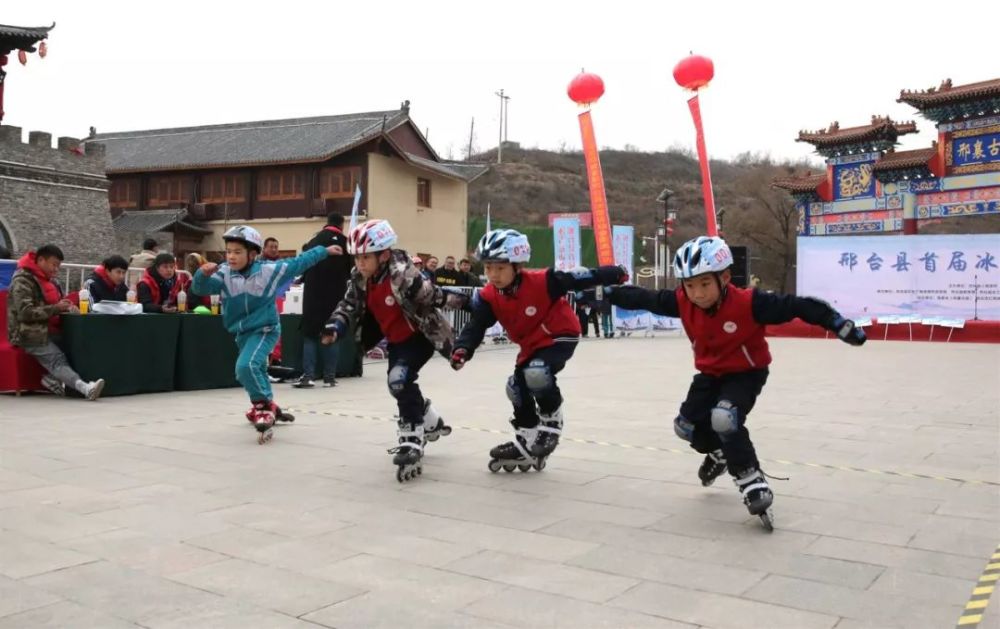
[955,545,1000,629]
[284,408,1000,487]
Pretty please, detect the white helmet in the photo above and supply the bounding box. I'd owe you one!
[475,229,531,263]
[347,219,397,255]
[673,236,732,279]
[223,225,264,253]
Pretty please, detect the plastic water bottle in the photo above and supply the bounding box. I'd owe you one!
[126,287,137,304]
[78,288,90,314]
[210,294,220,315]
[176,289,187,313]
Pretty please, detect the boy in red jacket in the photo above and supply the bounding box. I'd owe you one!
[451,229,627,472]
[603,235,866,528]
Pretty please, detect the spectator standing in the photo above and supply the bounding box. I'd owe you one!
[128,238,159,269]
[458,258,482,287]
[295,213,351,388]
[434,256,462,287]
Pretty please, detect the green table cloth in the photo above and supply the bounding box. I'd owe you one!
[61,313,181,396]
[175,315,240,390]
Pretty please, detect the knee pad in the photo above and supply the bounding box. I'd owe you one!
[523,359,554,394]
[505,375,525,407]
[387,363,409,398]
[710,400,740,439]
[673,415,695,442]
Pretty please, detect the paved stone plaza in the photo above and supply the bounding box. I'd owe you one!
[1,335,998,628]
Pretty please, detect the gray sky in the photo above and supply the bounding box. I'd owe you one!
[4,0,999,164]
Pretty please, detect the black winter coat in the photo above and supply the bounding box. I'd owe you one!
[300,226,352,336]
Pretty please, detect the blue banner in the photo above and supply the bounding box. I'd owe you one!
[612,225,634,279]
[552,217,581,271]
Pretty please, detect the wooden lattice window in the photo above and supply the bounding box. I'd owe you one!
[109,179,139,209]
[319,166,361,199]
[257,169,305,201]
[201,173,246,203]
[148,176,190,207]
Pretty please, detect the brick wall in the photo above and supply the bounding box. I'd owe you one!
[0,125,114,265]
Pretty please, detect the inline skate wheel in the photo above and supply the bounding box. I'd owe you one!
[759,510,774,532]
[502,463,516,473]
[397,466,419,483]
[488,459,502,473]
[534,458,546,471]
[517,464,532,472]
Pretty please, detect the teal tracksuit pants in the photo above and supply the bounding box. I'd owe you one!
[235,326,281,402]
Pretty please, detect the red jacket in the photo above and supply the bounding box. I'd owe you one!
[677,284,771,376]
[479,269,580,365]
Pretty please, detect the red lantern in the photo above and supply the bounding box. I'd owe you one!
[17,49,27,65]
[673,54,714,90]
[567,72,605,105]
[38,41,47,58]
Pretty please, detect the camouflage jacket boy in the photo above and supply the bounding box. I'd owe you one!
[324,248,467,356]
[7,268,64,347]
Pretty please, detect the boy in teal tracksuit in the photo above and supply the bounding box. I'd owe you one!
[193,225,340,442]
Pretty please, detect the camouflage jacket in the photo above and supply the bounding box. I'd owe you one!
[326,249,466,356]
[6,269,64,347]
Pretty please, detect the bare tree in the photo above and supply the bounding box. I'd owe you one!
[727,164,802,293]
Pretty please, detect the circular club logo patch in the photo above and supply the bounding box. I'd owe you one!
[525,306,538,316]
[385,296,396,306]
[723,321,738,333]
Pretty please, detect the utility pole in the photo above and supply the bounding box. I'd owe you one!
[467,117,475,161]
[502,94,511,143]
[495,88,506,164]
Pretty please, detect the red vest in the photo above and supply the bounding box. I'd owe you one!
[480,269,580,365]
[366,275,415,344]
[677,284,771,376]
[139,268,189,306]
[93,265,117,291]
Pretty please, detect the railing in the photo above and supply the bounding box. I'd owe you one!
[58,263,191,292]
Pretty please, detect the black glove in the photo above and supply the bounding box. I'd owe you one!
[614,265,630,284]
[450,348,469,370]
[831,316,866,346]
